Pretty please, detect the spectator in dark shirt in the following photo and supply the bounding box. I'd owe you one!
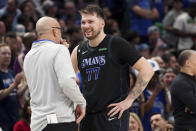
[171,50,196,131]
[150,113,173,131]
[0,43,23,131]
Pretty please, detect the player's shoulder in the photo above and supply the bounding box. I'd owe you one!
[110,35,129,47]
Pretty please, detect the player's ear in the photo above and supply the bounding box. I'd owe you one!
[101,19,105,29]
[102,19,105,26]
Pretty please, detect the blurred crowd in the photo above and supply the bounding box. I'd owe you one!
[0,0,196,131]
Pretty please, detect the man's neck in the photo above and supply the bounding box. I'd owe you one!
[89,32,106,47]
[38,35,56,43]
[0,65,8,73]
[180,68,194,76]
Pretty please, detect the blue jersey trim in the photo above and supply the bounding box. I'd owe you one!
[119,66,123,109]
[119,65,123,131]
[125,71,130,91]
[126,110,129,131]
[119,118,122,131]
[108,36,121,66]
[33,39,56,44]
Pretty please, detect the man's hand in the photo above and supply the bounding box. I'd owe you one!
[75,105,86,124]
[154,82,164,95]
[107,98,133,119]
[14,72,24,85]
[60,39,69,48]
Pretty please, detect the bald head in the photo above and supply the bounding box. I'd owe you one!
[35,17,62,43]
[178,50,196,67]
[36,17,59,36]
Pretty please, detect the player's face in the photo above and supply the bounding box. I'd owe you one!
[0,46,11,67]
[81,13,104,40]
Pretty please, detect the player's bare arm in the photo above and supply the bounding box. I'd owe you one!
[108,57,154,118]
[71,45,79,74]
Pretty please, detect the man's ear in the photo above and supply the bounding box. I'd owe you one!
[52,29,57,37]
[185,60,190,67]
[101,19,105,27]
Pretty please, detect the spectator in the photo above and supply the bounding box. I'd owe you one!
[162,0,184,48]
[171,50,196,131]
[102,6,112,19]
[124,31,140,47]
[150,113,173,131]
[0,0,6,9]
[161,68,176,92]
[0,13,15,33]
[0,43,23,131]
[161,53,180,71]
[15,24,25,37]
[13,32,37,109]
[66,26,84,54]
[101,0,129,36]
[136,43,151,59]
[5,32,19,70]
[161,68,177,94]
[42,0,57,18]
[129,112,144,131]
[19,0,40,22]
[161,68,177,122]
[147,25,168,57]
[18,0,41,32]
[0,21,6,42]
[172,2,196,50]
[13,100,31,131]
[64,0,79,18]
[128,0,159,42]
[65,14,80,28]
[152,0,165,22]
[142,59,171,131]
[58,18,67,32]
[0,0,21,31]
[16,35,23,53]
[151,56,166,69]
[104,18,120,36]
[15,24,25,54]
[13,32,36,75]
[60,0,81,28]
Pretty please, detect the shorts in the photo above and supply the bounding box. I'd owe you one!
[80,109,129,131]
[42,122,78,131]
